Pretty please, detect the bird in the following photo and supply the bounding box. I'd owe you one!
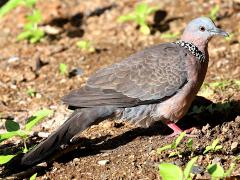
[21,17,228,165]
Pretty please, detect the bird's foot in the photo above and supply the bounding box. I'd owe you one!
[165,120,197,138]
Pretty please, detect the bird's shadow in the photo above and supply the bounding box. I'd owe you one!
[1,96,240,179]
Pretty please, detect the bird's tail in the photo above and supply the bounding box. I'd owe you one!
[21,107,114,166]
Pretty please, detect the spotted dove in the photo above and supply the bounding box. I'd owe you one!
[21,17,228,165]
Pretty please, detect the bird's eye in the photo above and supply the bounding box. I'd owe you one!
[199,26,205,32]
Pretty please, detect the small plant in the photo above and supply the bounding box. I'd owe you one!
[0,0,36,18]
[0,0,44,43]
[203,139,222,154]
[59,63,68,75]
[17,9,45,43]
[76,40,95,52]
[30,173,37,180]
[157,132,186,157]
[209,5,220,21]
[225,33,234,41]
[117,3,158,35]
[187,138,193,151]
[159,156,198,180]
[207,163,236,180]
[27,88,37,97]
[160,32,180,39]
[0,109,53,164]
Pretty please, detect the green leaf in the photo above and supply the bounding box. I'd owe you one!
[157,144,172,154]
[184,157,198,179]
[59,63,68,75]
[160,32,179,39]
[27,10,42,24]
[29,29,45,43]
[0,0,21,18]
[146,7,158,15]
[168,151,179,157]
[76,40,90,50]
[187,138,193,149]
[207,163,224,178]
[215,145,222,151]
[117,14,136,23]
[209,5,220,21]
[159,163,183,180]
[30,173,37,180]
[135,3,148,15]
[0,130,27,143]
[203,145,212,154]
[27,88,36,97]
[25,109,53,131]
[5,119,20,132]
[17,31,32,41]
[140,24,150,35]
[0,154,16,164]
[22,0,37,8]
[211,139,219,148]
[224,163,236,177]
[173,132,186,148]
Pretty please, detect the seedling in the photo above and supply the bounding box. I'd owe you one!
[0,0,44,43]
[187,138,193,151]
[159,156,198,180]
[157,132,186,157]
[203,139,222,154]
[27,88,36,97]
[117,3,158,35]
[0,0,36,18]
[59,63,68,75]
[17,9,45,43]
[76,40,95,52]
[209,5,220,21]
[207,163,236,180]
[0,109,53,164]
[30,173,37,180]
[225,33,234,41]
[160,32,180,39]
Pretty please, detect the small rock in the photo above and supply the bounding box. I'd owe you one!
[101,120,114,129]
[202,124,210,134]
[8,56,19,63]
[212,157,221,164]
[192,165,204,174]
[231,142,238,151]
[98,160,110,166]
[42,25,62,35]
[73,158,80,163]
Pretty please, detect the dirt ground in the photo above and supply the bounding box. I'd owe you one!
[0,0,240,179]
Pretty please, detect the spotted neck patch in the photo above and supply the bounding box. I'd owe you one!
[175,40,205,62]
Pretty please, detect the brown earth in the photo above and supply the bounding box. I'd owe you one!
[0,0,240,179]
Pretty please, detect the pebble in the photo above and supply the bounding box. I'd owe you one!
[231,142,238,151]
[98,160,110,166]
[7,56,19,63]
[212,157,221,164]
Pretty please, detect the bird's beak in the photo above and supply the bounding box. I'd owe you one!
[209,28,229,37]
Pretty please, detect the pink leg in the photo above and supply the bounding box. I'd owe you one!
[165,120,183,137]
[164,120,197,137]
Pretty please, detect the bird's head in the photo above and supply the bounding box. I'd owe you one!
[181,17,228,50]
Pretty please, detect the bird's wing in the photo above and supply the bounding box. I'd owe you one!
[62,43,188,108]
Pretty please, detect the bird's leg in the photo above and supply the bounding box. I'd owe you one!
[165,120,183,137]
[164,120,197,137]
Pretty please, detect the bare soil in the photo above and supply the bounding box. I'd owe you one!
[0,0,240,179]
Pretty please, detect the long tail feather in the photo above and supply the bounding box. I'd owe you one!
[21,107,114,165]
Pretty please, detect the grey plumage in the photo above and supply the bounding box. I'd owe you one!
[21,17,228,166]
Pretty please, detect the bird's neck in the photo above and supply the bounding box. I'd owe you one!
[180,35,208,53]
